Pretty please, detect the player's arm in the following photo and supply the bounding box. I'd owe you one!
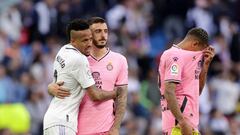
[69,56,117,101]
[164,82,184,123]
[110,85,127,131]
[109,56,128,135]
[199,67,208,95]
[85,85,117,101]
[47,82,116,101]
[164,82,192,135]
[199,46,215,95]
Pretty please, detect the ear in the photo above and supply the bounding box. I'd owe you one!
[191,41,199,48]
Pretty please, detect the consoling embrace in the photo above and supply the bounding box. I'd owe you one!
[44,17,128,135]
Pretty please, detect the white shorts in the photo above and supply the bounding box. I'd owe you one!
[44,125,76,135]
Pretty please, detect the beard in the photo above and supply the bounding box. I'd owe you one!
[93,39,107,49]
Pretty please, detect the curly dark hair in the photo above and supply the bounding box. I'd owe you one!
[88,17,106,25]
[186,27,209,45]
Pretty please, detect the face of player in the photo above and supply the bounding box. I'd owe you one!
[90,22,108,49]
[73,29,92,56]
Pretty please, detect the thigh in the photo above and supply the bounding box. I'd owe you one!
[162,128,172,135]
[44,125,76,135]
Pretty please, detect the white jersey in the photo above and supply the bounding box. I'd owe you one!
[44,44,95,132]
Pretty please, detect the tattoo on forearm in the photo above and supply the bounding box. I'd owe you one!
[165,82,183,122]
[112,86,127,129]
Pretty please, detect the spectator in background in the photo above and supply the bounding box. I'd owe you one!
[0,31,9,62]
[212,33,232,72]
[19,0,34,44]
[0,128,13,135]
[25,90,45,135]
[0,64,10,103]
[209,108,230,135]
[106,0,151,55]
[56,0,71,41]
[209,69,240,116]
[139,68,160,111]
[0,4,22,41]
[229,22,240,76]
[30,0,57,42]
[199,85,212,134]
[149,106,162,135]
[129,92,150,135]
[186,0,216,37]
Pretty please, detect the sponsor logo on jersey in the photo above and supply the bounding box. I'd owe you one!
[170,63,178,75]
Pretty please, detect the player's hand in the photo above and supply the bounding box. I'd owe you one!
[48,81,70,99]
[178,118,193,135]
[108,128,119,135]
[203,46,215,67]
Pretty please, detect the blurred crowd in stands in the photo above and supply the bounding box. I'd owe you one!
[0,0,240,135]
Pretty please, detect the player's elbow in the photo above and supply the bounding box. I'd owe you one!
[86,86,102,101]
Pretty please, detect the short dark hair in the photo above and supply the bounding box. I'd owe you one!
[186,28,209,45]
[88,17,106,25]
[66,19,89,41]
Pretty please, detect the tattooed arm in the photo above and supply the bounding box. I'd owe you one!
[109,85,127,135]
[164,82,192,135]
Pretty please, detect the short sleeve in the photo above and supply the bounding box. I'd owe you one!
[71,57,95,89]
[115,56,128,86]
[164,55,184,83]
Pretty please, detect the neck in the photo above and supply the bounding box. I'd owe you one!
[70,42,77,49]
[177,40,192,51]
[91,45,108,59]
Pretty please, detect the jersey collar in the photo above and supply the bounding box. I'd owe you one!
[65,44,81,54]
[90,48,110,62]
[172,44,182,49]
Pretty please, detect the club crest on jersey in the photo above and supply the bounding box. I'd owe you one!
[106,62,113,71]
[170,63,178,75]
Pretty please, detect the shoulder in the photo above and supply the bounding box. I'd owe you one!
[162,48,183,62]
[68,53,88,67]
[162,47,177,56]
[59,45,88,68]
[110,51,127,62]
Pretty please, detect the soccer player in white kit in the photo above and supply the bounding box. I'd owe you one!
[43,19,117,135]
[48,17,128,135]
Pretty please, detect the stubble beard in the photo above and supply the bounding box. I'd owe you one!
[93,40,107,49]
